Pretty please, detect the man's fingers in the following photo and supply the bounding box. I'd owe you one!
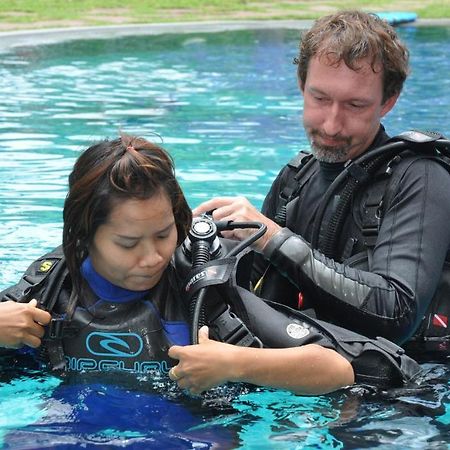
[192,198,234,216]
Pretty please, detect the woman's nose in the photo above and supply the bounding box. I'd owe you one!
[138,243,163,268]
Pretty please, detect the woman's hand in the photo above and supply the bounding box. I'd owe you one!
[0,299,51,349]
[168,326,239,394]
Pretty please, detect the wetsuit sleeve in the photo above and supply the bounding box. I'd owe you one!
[261,158,450,344]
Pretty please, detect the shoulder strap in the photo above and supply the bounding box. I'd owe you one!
[274,151,317,226]
[357,155,403,251]
[358,152,450,252]
[183,257,263,348]
[0,246,75,372]
[0,246,65,304]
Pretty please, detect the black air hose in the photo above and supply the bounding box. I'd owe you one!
[311,141,408,256]
[318,153,395,259]
[189,220,267,344]
[312,136,450,259]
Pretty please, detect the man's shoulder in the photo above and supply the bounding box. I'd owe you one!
[393,151,450,182]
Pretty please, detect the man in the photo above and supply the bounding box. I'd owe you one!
[193,10,450,347]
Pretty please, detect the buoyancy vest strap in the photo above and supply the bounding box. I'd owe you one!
[356,156,402,252]
[0,250,64,303]
[275,151,316,226]
[208,303,263,347]
[183,257,263,347]
[0,246,77,372]
[239,295,421,385]
[44,339,67,372]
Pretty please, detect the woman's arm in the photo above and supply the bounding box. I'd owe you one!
[168,326,354,395]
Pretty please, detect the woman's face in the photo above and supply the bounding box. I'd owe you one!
[89,191,178,291]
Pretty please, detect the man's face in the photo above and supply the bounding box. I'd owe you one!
[301,55,398,163]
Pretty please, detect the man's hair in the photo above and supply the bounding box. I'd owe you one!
[295,10,410,102]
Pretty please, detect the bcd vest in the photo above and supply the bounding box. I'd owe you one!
[2,244,421,388]
[274,131,450,357]
[0,246,189,374]
[180,252,422,388]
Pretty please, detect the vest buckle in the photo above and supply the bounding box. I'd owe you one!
[44,315,66,340]
[209,304,263,348]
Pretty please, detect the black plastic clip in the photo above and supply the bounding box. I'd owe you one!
[209,305,263,348]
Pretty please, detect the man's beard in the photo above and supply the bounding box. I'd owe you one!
[308,130,353,163]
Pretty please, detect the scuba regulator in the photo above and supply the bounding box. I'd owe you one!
[175,214,266,345]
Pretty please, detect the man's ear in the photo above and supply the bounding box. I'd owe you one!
[381,93,400,117]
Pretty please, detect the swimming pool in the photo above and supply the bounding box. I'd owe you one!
[0,24,450,449]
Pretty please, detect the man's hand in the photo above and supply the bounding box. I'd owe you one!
[0,299,51,349]
[193,196,281,252]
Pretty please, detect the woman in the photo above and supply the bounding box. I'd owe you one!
[1,135,191,374]
[0,135,417,394]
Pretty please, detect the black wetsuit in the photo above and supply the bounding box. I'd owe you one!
[57,258,190,374]
[0,252,190,374]
[253,126,450,345]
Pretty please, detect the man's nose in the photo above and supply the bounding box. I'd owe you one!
[322,103,343,136]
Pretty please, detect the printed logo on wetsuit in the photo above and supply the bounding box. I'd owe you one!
[286,323,310,339]
[86,332,144,358]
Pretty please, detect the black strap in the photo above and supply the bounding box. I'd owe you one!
[208,303,262,348]
[274,151,316,226]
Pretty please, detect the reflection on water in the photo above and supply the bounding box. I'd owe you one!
[1,357,450,449]
[0,26,450,449]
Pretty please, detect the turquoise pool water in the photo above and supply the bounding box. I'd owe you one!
[0,25,450,449]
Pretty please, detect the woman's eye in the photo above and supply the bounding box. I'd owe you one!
[118,241,137,249]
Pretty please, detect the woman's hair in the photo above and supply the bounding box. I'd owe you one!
[295,10,410,103]
[63,135,192,295]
